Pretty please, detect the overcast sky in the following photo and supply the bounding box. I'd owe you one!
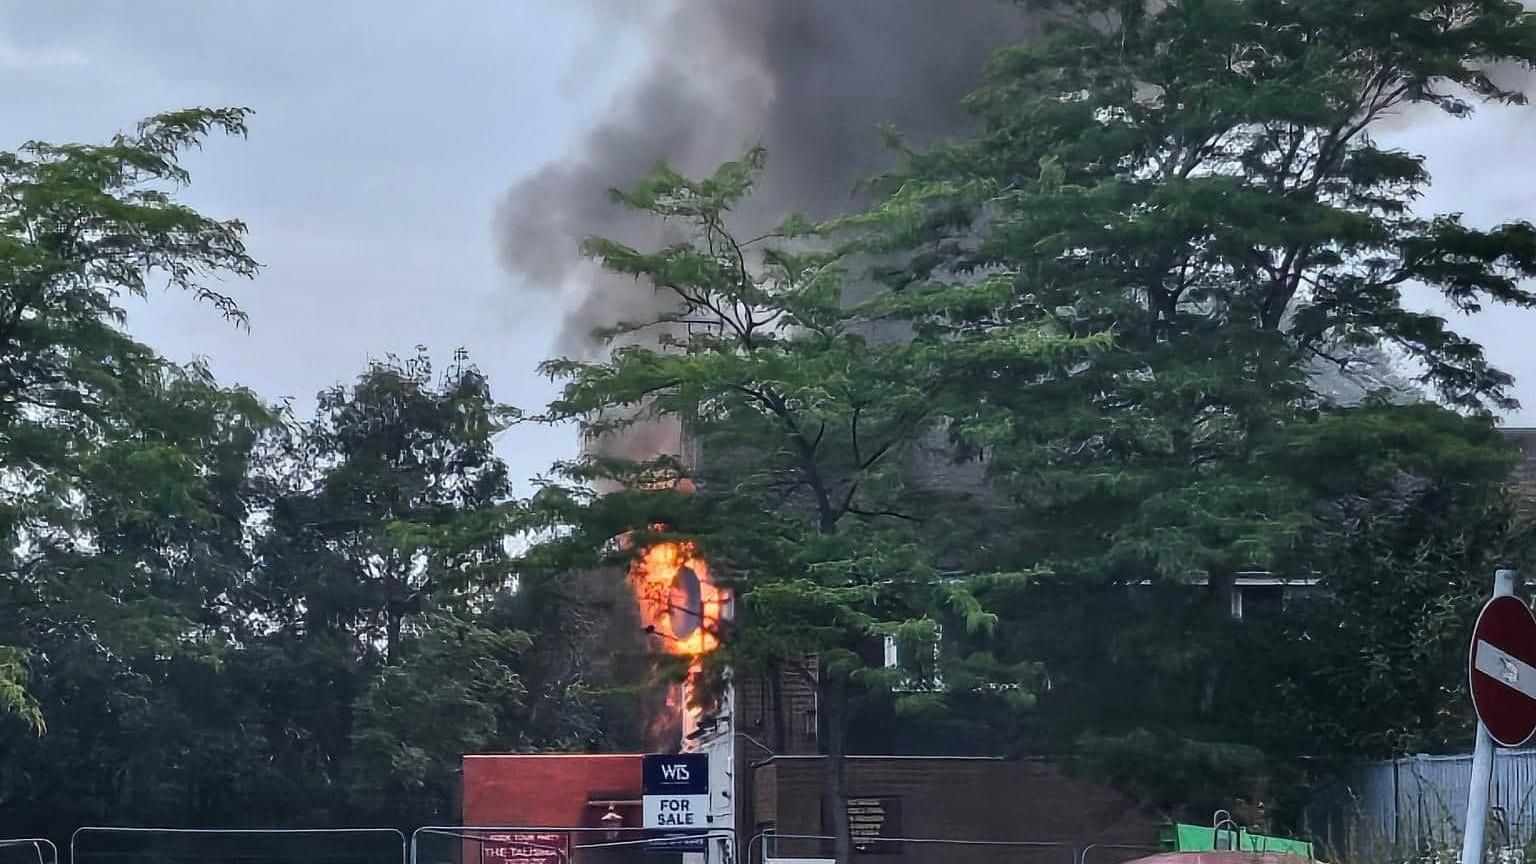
[3,2,1535,495]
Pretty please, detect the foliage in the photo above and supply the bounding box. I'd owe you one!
[5,1,1536,837]
[0,108,257,730]
[0,646,43,734]
[836,0,1536,819]
[519,149,1099,860]
[1259,475,1533,762]
[853,0,1536,579]
[347,614,532,821]
[252,349,516,664]
[0,114,608,836]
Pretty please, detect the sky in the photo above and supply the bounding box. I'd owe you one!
[0,0,650,493]
[2,1,1535,497]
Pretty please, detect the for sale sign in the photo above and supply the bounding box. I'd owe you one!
[641,753,710,830]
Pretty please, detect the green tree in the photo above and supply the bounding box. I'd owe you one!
[977,404,1529,821]
[0,361,279,832]
[859,0,1536,578]
[846,0,1536,815]
[227,351,525,823]
[0,111,617,835]
[522,150,1096,861]
[254,350,514,665]
[347,613,532,822]
[1254,405,1533,766]
[1,107,256,731]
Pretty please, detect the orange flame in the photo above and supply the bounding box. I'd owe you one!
[628,537,724,657]
[626,528,726,745]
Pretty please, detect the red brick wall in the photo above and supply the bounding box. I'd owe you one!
[462,754,644,828]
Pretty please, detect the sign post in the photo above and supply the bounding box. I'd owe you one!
[642,753,710,854]
[1464,570,1528,864]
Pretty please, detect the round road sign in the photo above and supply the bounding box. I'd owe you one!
[1469,594,1536,747]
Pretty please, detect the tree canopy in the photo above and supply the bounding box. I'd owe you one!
[0,114,607,835]
[835,0,1536,820]
[516,148,1103,860]
[7,0,1536,841]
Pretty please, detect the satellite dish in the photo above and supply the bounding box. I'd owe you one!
[669,564,702,639]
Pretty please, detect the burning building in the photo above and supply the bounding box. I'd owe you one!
[462,3,1164,862]
[461,424,1157,864]
[626,531,728,744]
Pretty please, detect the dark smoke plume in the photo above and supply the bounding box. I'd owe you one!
[498,0,1038,358]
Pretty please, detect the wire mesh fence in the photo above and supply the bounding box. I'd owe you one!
[1077,844,1162,864]
[9,827,1184,864]
[746,831,1081,864]
[0,839,60,864]
[69,828,406,864]
[411,826,735,864]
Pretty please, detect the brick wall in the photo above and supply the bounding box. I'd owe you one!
[734,661,820,757]
[750,756,1160,864]
[463,754,644,828]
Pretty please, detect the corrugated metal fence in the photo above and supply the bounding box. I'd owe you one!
[1310,751,1536,856]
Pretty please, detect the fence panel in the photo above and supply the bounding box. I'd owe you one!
[71,828,406,864]
[1078,844,1161,864]
[0,838,59,864]
[747,832,1078,864]
[413,825,735,864]
[1308,749,1536,858]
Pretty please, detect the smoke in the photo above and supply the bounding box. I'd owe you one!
[497,0,1038,357]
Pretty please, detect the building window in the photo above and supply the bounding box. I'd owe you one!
[883,625,943,692]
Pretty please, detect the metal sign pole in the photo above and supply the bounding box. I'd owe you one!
[1463,569,1517,864]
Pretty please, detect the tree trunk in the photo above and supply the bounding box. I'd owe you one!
[384,563,402,665]
[386,609,402,665]
[1200,570,1236,715]
[768,661,788,754]
[818,671,852,863]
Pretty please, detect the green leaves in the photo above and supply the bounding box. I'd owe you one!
[0,647,44,734]
[1,108,261,740]
[825,0,1536,817]
[346,613,532,819]
[523,150,1084,796]
[259,349,515,662]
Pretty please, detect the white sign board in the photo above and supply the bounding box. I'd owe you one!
[642,792,711,829]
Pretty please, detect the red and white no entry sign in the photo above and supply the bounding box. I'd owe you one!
[1469,594,1536,747]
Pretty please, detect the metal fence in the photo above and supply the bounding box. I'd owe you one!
[1308,750,1536,857]
[744,831,1128,864]
[0,839,59,864]
[751,831,1065,864]
[411,827,1145,864]
[2,831,1169,864]
[69,828,406,864]
[411,826,736,864]
[1078,844,1162,864]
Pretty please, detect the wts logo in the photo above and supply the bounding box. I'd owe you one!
[660,763,691,782]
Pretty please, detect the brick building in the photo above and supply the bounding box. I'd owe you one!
[749,756,1159,864]
[459,749,1159,864]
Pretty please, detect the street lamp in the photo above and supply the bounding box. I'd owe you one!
[601,804,624,841]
